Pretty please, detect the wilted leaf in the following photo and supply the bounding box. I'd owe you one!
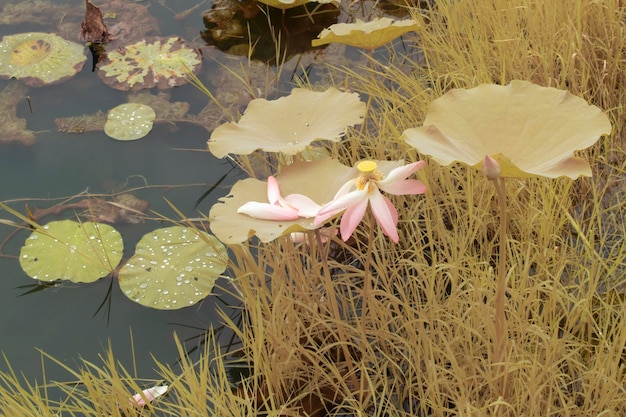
[98,37,201,91]
[312,18,419,49]
[81,0,109,44]
[0,82,36,145]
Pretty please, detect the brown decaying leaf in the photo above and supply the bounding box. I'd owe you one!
[81,0,110,44]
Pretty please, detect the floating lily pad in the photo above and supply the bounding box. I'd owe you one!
[0,32,87,87]
[104,103,156,141]
[98,36,202,91]
[118,226,227,310]
[19,220,123,283]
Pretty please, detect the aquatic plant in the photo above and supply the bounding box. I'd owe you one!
[209,158,354,244]
[104,103,156,141]
[19,220,123,284]
[312,17,418,49]
[314,160,426,242]
[404,79,611,397]
[98,37,201,91]
[118,226,227,310]
[0,32,86,86]
[403,80,612,179]
[237,176,321,220]
[208,87,366,157]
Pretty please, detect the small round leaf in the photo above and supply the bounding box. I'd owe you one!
[104,103,156,141]
[19,220,123,283]
[119,226,228,310]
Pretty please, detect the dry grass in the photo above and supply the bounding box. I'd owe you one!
[3,0,626,416]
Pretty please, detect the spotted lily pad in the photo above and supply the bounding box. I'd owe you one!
[118,226,227,310]
[0,32,87,87]
[104,103,156,141]
[98,36,202,91]
[19,220,123,283]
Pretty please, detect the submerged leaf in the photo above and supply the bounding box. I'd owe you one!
[0,82,36,145]
[118,227,227,310]
[104,103,156,141]
[19,220,123,283]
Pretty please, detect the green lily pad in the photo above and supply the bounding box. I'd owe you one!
[104,103,156,141]
[0,32,87,87]
[118,226,227,310]
[19,220,124,283]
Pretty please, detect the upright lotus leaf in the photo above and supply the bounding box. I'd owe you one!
[312,18,419,49]
[403,80,612,178]
[19,220,123,283]
[208,88,366,157]
[118,226,227,310]
[0,32,87,87]
[255,0,338,10]
[210,158,362,244]
[98,37,202,91]
[104,103,156,141]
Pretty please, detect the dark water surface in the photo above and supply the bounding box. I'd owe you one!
[0,0,239,383]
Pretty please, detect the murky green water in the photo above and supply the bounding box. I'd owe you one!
[0,0,239,382]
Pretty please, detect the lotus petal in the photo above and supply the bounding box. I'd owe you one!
[98,37,201,91]
[403,80,612,179]
[0,32,86,87]
[104,103,156,141]
[118,226,227,310]
[209,158,356,244]
[19,220,123,283]
[208,88,365,157]
[312,18,419,49]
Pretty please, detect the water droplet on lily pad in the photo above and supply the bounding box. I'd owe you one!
[19,220,123,283]
[104,103,156,141]
[118,226,227,310]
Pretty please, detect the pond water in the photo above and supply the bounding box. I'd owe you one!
[0,0,244,383]
[0,0,414,390]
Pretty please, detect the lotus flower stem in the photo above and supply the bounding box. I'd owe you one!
[357,210,376,405]
[492,177,509,398]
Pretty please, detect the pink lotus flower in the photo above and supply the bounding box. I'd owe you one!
[237,176,321,221]
[130,384,168,407]
[314,160,426,243]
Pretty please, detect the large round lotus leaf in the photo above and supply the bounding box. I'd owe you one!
[98,37,202,91]
[19,220,123,283]
[0,32,87,87]
[104,103,156,141]
[118,226,227,310]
